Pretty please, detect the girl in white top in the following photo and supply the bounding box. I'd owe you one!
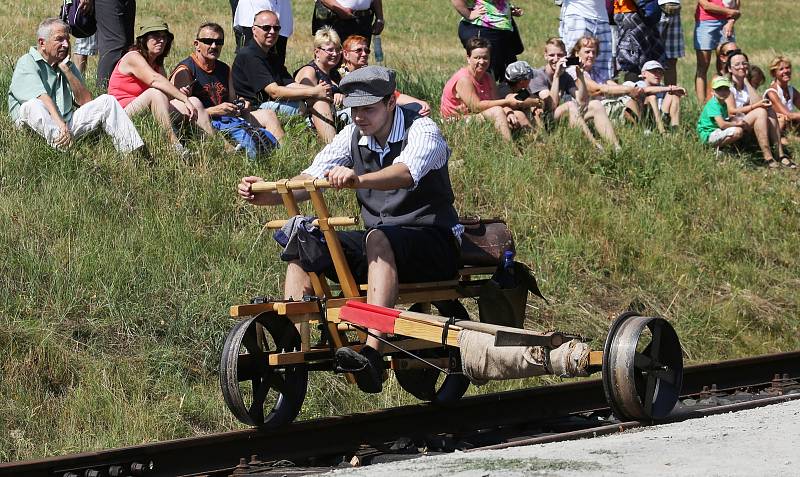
[725,52,791,167]
[765,55,800,138]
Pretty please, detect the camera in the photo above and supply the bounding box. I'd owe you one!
[566,56,581,67]
[234,99,246,110]
[515,89,530,101]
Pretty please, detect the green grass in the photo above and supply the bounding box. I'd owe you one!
[2,0,800,462]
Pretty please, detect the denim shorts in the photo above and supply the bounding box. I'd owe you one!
[694,20,735,51]
[259,100,302,116]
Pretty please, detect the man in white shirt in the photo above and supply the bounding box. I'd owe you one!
[233,0,293,63]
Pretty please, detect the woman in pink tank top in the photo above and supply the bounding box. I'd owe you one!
[439,36,526,142]
[693,1,741,103]
[108,17,214,155]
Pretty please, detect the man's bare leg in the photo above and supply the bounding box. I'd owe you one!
[249,109,286,144]
[363,229,399,351]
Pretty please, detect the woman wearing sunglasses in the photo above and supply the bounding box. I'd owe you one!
[338,35,430,116]
[108,17,215,156]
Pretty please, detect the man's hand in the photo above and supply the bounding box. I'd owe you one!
[54,121,72,148]
[504,96,526,109]
[238,176,272,205]
[183,99,197,120]
[337,6,355,18]
[511,6,524,16]
[669,86,687,97]
[333,92,344,108]
[78,0,94,15]
[554,57,567,77]
[372,18,385,35]
[417,100,431,117]
[324,166,359,189]
[215,102,241,116]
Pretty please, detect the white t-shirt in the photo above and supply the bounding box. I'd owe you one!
[562,0,607,21]
[338,0,373,11]
[234,0,294,37]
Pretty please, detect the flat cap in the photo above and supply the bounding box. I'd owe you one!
[340,66,396,108]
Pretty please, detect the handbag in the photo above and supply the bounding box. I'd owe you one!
[60,0,96,38]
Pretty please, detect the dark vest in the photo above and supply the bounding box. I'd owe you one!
[350,107,459,230]
[176,57,230,109]
[294,60,342,94]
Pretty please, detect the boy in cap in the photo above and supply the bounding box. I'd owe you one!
[500,61,544,130]
[635,60,686,132]
[238,66,460,393]
[696,76,749,150]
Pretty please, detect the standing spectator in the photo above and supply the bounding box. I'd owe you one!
[657,0,683,85]
[312,0,384,46]
[8,18,144,154]
[233,0,293,63]
[232,10,332,128]
[95,0,136,88]
[451,0,524,82]
[559,0,614,84]
[439,37,527,141]
[71,33,97,76]
[170,22,284,145]
[614,0,664,81]
[694,0,740,103]
[108,17,214,155]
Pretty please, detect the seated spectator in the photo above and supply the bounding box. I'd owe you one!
[232,10,332,129]
[311,0,384,48]
[725,52,790,166]
[339,35,430,116]
[764,56,800,138]
[294,26,347,143]
[697,77,783,168]
[8,18,145,155]
[528,37,604,149]
[568,35,642,126]
[440,37,527,141]
[108,17,215,156]
[749,65,765,90]
[499,61,545,130]
[635,60,686,132]
[169,22,283,145]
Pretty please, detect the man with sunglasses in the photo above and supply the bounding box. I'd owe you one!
[232,0,293,62]
[233,10,332,130]
[238,66,459,393]
[170,22,283,143]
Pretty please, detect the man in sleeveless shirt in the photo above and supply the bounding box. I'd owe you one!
[238,66,461,393]
[170,22,284,143]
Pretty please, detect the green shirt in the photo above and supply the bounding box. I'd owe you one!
[467,1,513,31]
[696,96,728,143]
[7,47,84,123]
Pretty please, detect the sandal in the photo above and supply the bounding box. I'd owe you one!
[779,155,798,169]
[765,158,781,169]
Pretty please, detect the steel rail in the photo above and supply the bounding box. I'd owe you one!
[2,351,799,477]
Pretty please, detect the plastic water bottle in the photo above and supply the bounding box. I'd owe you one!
[494,250,516,289]
[373,35,384,63]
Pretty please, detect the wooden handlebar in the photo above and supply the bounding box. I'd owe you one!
[251,178,332,193]
[265,216,359,229]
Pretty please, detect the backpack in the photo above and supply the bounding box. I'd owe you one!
[636,0,662,27]
[60,0,96,38]
[211,116,278,160]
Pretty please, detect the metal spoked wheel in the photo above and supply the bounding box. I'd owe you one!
[602,312,683,421]
[393,301,471,404]
[219,312,308,428]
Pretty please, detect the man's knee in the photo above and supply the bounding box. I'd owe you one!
[365,229,394,261]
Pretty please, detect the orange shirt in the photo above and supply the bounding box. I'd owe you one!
[613,0,637,14]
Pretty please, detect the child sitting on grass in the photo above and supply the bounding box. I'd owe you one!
[697,76,785,168]
[635,60,686,132]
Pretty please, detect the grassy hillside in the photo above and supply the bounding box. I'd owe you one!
[1,0,799,461]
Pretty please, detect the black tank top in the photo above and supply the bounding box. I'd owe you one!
[174,56,231,109]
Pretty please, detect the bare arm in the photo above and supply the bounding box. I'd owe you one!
[371,0,385,34]
[454,75,512,113]
[59,63,91,105]
[396,92,431,116]
[765,89,800,120]
[265,81,330,101]
[122,52,192,103]
[714,115,746,129]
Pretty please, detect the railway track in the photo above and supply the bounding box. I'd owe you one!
[3,350,799,477]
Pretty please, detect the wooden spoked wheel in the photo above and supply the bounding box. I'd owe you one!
[393,301,471,404]
[219,312,308,427]
[602,312,683,421]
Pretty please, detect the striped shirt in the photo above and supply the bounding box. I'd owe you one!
[303,107,451,189]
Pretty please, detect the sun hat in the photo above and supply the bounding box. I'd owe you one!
[711,76,732,90]
[339,66,396,108]
[136,16,173,41]
[505,61,535,82]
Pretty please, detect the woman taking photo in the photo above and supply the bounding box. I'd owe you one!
[440,36,526,141]
[726,52,792,168]
[108,18,214,155]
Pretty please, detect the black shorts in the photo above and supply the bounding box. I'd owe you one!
[323,225,460,284]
